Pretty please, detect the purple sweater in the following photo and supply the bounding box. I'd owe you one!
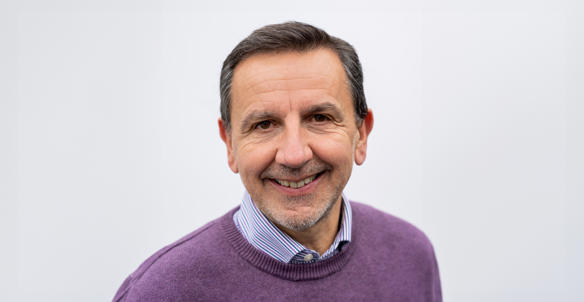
[113,202,442,301]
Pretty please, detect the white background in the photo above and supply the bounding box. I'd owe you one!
[1,1,583,301]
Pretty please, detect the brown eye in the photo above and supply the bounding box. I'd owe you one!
[255,120,273,130]
[313,114,329,122]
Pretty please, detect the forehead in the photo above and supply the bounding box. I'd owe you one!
[230,48,352,120]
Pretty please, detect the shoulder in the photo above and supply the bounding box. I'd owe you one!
[350,201,437,260]
[112,208,238,302]
[350,201,442,301]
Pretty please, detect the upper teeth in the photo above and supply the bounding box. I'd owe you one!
[276,175,316,188]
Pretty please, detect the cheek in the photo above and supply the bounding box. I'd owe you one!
[236,142,277,177]
[310,134,355,167]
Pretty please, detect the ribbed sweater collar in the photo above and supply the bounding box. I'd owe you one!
[221,206,357,281]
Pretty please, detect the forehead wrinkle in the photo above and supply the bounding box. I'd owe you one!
[241,75,339,98]
[235,77,345,114]
[242,89,341,115]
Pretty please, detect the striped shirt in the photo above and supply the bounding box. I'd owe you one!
[233,192,352,264]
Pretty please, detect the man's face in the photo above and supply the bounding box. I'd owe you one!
[219,48,372,232]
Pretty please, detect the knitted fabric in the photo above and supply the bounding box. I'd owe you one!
[113,201,442,301]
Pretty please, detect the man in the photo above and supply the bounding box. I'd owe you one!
[113,21,442,301]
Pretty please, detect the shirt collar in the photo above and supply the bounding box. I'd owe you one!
[233,191,352,263]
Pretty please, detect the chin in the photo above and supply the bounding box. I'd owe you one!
[261,198,337,232]
[274,213,320,232]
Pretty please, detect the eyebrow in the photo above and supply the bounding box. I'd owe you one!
[302,102,344,120]
[240,111,277,132]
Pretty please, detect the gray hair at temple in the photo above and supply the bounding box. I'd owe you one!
[219,21,367,132]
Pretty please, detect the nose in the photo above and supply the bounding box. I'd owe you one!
[275,122,313,169]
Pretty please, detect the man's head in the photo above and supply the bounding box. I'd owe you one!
[218,22,373,234]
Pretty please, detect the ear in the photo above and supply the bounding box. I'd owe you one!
[218,118,239,173]
[354,109,374,165]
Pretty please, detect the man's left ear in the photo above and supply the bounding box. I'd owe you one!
[354,109,374,165]
[218,118,239,173]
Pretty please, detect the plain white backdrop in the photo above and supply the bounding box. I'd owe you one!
[1,0,583,301]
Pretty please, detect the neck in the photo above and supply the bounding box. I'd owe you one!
[276,197,343,255]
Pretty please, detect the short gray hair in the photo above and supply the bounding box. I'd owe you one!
[219,21,367,131]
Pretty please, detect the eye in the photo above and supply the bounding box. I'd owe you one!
[312,114,330,122]
[254,120,274,130]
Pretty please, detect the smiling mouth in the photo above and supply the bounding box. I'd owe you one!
[271,172,324,189]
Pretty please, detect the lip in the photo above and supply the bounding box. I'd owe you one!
[267,172,324,196]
